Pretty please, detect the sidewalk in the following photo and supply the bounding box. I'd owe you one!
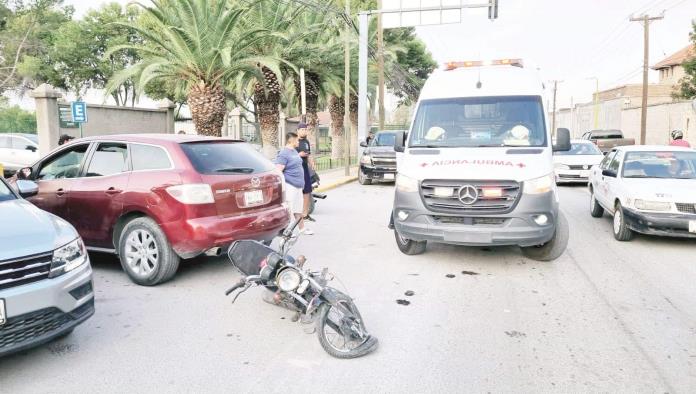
[315,166,358,193]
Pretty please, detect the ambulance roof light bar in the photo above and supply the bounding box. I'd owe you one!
[445,59,524,71]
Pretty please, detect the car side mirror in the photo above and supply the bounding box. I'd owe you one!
[17,167,33,180]
[553,128,571,152]
[16,180,39,198]
[26,145,37,152]
[394,131,406,153]
[360,141,368,148]
[602,169,617,178]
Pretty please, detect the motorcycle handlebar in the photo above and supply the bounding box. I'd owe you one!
[225,280,246,296]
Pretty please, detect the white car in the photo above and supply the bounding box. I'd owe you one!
[0,133,39,176]
[588,145,696,241]
[553,140,604,184]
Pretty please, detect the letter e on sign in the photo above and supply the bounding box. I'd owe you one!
[71,101,88,123]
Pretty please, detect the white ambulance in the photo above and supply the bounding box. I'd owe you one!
[391,59,571,261]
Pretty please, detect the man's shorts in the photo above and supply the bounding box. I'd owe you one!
[286,183,304,214]
[302,165,312,194]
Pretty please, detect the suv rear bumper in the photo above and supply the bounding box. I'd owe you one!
[393,189,558,247]
[0,262,94,357]
[163,205,291,259]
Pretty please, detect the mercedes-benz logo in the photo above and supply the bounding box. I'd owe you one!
[457,185,479,205]
[251,177,261,188]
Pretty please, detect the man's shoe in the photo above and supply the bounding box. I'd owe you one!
[302,228,315,236]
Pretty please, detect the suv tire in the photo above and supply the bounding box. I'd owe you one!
[612,202,634,241]
[521,211,569,262]
[590,191,604,218]
[118,217,180,286]
[358,169,371,185]
[394,229,426,255]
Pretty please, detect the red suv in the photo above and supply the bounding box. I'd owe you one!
[17,135,290,285]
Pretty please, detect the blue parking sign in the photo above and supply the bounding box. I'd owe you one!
[71,101,87,123]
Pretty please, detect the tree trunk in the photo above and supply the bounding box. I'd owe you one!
[329,95,345,160]
[188,81,226,137]
[349,93,359,158]
[294,72,320,150]
[255,66,281,159]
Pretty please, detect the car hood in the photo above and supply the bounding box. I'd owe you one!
[553,155,604,166]
[0,200,77,260]
[399,147,552,182]
[365,146,396,156]
[622,178,696,203]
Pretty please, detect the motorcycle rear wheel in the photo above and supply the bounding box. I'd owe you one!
[316,292,378,359]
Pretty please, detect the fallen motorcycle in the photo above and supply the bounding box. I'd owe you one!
[307,170,325,215]
[224,220,378,359]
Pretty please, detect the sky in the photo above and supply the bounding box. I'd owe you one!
[40,0,696,111]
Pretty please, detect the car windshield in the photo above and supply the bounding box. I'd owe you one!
[555,142,602,156]
[409,96,547,148]
[622,151,696,179]
[0,179,17,202]
[180,141,274,175]
[372,133,396,147]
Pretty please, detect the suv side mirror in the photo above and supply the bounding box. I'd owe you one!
[25,145,37,152]
[602,169,617,178]
[16,180,39,198]
[17,167,33,180]
[394,131,406,153]
[553,128,571,152]
[360,141,368,148]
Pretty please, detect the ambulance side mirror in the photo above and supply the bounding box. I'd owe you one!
[394,131,406,153]
[553,128,571,152]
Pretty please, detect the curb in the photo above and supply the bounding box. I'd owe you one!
[315,176,358,193]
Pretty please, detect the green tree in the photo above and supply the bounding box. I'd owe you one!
[46,3,142,104]
[0,105,37,132]
[676,22,696,99]
[0,0,73,94]
[108,0,270,136]
[384,27,437,105]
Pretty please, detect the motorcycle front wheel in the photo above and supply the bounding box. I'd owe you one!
[316,292,378,359]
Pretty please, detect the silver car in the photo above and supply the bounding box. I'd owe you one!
[0,177,94,357]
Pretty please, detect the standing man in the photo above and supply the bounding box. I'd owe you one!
[296,123,316,232]
[670,130,691,148]
[275,132,308,234]
[58,134,75,145]
[366,130,375,146]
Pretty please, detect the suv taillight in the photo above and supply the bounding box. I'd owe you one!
[166,184,215,204]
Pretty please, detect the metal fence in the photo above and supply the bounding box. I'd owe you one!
[314,156,358,172]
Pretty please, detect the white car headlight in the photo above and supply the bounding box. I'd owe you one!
[277,268,302,292]
[166,184,215,204]
[396,174,419,193]
[50,238,88,278]
[360,154,372,165]
[523,173,555,194]
[634,199,671,212]
[554,163,570,170]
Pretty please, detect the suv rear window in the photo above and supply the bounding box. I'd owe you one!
[180,142,273,175]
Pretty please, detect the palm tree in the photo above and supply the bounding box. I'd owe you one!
[229,0,308,158]
[107,0,269,136]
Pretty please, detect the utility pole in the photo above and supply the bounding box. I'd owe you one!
[550,80,562,137]
[344,0,351,176]
[630,13,664,145]
[587,77,599,129]
[377,0,385,131]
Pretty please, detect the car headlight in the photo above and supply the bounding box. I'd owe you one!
[49,238,88,278]
[554,163,570,170]
[360,154,372,165]
[277,268,302,292]
[634,199,671,212]
[523,173,555,194]
[396,174,419,193]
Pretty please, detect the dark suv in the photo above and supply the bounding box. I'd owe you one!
[15,134,290,286]
[358,131,401,185]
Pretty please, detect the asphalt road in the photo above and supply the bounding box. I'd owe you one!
[1,183,695,393]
